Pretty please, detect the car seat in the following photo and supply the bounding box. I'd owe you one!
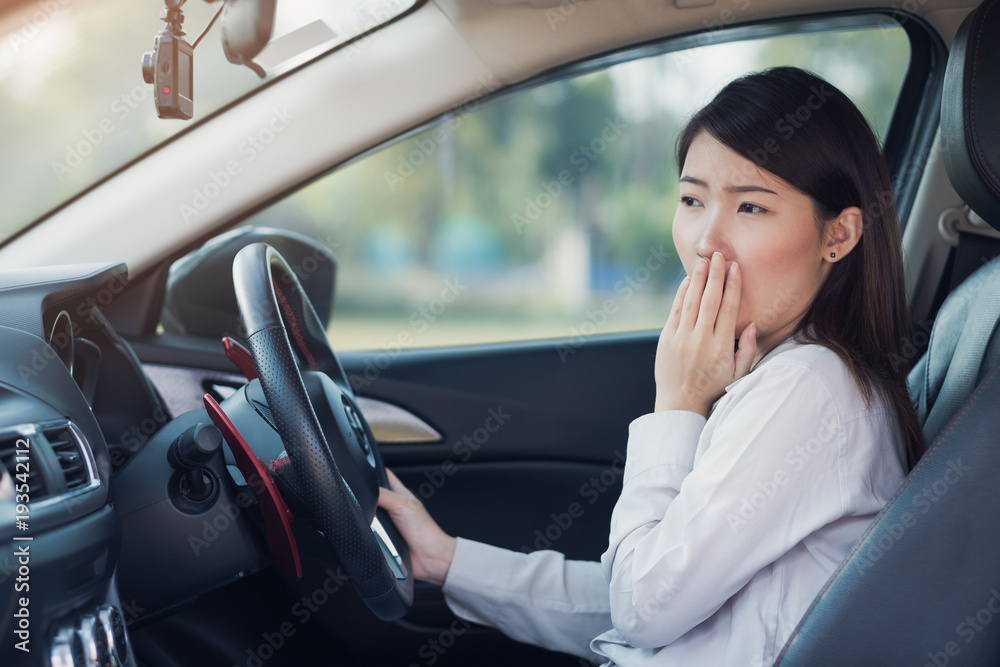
[776,0,1000,664]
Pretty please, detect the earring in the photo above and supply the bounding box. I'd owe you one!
[830,252,836,258]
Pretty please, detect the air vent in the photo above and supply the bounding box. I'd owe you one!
[0,432,47,499]
[42,424,91,492]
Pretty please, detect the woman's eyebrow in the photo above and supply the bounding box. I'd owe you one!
[679,175,707,187]
[679,176,777,196]
[726,184,778,195]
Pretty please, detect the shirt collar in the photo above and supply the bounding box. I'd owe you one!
[723,334,806,393]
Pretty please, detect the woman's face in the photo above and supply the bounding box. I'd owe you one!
[671,131,833,354]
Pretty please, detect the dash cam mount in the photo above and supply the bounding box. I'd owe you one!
[141,0,194,120]
[141,0,276,121]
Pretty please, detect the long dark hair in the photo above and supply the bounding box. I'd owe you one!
[676,66,925,470]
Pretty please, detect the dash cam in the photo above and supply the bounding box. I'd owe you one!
[141,0,193,120]
[142,0,276,121]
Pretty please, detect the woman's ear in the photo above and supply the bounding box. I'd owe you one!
[824,206,863,263]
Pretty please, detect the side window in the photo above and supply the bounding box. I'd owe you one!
[235,25,910,351]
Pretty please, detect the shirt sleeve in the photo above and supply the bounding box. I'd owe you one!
[602,362,847,649]
[442,538,613,660]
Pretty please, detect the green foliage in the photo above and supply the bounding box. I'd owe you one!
[237,25,912,348]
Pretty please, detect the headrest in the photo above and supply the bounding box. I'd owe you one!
[941,0,1000,229]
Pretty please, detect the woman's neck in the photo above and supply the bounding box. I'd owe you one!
[751,321,801,370]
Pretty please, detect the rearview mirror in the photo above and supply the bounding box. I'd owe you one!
[221,0,276,77]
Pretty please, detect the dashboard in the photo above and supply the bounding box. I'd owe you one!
[0,261,436,667]
[0,262,154,667]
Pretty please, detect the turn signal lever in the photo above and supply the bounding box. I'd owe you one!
[168,423,222,501]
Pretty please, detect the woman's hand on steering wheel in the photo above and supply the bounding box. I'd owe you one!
[377,469,457,587]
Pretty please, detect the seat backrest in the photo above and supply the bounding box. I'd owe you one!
[910,256,1000,443]
[776,1,1000,664]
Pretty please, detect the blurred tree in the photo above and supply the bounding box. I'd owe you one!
[229,25,911,348]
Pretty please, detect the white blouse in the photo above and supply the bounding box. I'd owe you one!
[442,337,907,666]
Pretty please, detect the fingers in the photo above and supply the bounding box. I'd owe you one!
[696,252,727,331]
[715,261,741,337]
[666,275,691,332]
[378,485,422,513]
[379,468,420,511]
[680,253,735,335]
[734,322,757,379]
[377,485,402,511]
[385,467,407,493]
[679,256,710,330]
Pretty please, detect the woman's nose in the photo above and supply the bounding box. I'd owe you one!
[694,215,731,262]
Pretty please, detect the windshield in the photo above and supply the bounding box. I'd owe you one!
[0,0,413,242]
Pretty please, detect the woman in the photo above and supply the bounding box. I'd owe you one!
[378,67,925,666]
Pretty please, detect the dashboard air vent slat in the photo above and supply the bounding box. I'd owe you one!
[0,434,47,499]
[44,426,90,492]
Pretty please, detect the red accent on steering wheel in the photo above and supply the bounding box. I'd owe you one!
[223,336,259,380]
[204,393,303,580]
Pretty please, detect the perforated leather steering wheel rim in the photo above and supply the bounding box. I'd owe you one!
[232,242,412,620]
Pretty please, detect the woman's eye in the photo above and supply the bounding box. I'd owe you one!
[738,202,767,214]
[680,196,701,207]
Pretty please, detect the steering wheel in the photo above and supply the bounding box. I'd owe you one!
[232,242,413,620]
